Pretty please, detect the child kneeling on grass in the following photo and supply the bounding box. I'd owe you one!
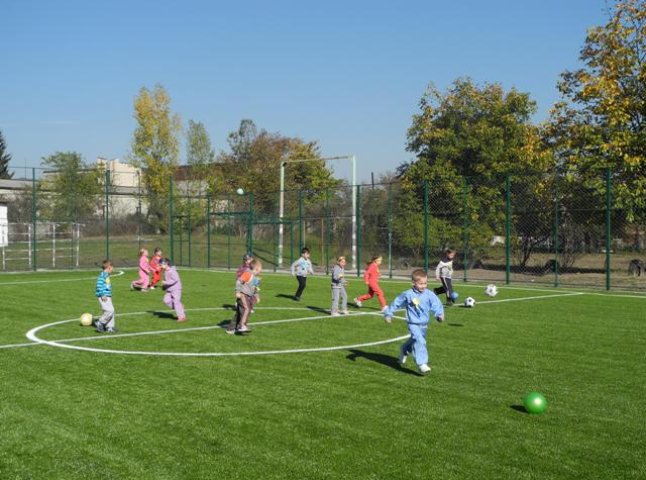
[383,269,444,375]
[160,258,186,323]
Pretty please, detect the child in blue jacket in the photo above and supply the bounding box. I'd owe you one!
[384,269,444,375]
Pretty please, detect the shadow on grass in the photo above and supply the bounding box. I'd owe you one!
[275,293,297,301]
[447,323,464,327]
[149,311,177,320]
[346,349,422,377]
[305,305,330,315]
[510,405,529,414]
[221,303,237,310]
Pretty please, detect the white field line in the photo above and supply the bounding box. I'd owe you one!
[475,292,585,304]
[0,270,125,286]
[24,311,408,357]
[36,312,375,344]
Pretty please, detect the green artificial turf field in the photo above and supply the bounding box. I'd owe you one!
[1,268,644,479]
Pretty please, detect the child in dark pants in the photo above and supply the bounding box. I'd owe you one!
[434,249,457,305]
[290,247,314,301]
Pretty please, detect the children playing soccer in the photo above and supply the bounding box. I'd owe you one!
[354,255,387,311]
[160,258,186,322]
[434,248,457,305]
[227,259,262,334]
[291,247,314,301]
[330,256,349,316]
[131,248,150,291]
[148,247,163,289]
[384,269,445,375]
[95,259,117,333]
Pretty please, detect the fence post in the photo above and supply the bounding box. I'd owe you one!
[105,168,110,260]
[188,208,192,268]
[206,196,211,268]
[226,193,231,270]
[325,188,331,275]
[462,177,469,282]
[298,190,304,251]
[356,184,362,277]
[169,176,174,262]
[605,168,612,290]
[248,192,254,253]
[31,168,37,271]
[505,175,511,285]
[387,182,393,279]
[554,172,560,287]
[423,180,429,272]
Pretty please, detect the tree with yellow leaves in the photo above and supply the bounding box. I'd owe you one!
[129,84,181,233]
[547,0,646,223]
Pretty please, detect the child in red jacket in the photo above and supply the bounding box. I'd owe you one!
[354,255,387,311]
[149,247,163,289]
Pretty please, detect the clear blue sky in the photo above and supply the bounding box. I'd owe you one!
[1,0,611,182]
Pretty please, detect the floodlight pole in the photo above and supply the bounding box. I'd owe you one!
[278,155,357,271]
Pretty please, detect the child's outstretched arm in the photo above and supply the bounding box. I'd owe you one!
[383,292,408,324]
[428,292,445,322]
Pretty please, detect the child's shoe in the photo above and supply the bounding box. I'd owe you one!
[149,286,156,290]
[398,344,408,365]
[331,312,341,317]
[237,325,250,333]
[177,316,187,323]
[106,327,118,334]
[341,310,350,315]
[354,298,362,308]
[95,321,106,333]
[294,296,301,302]
[381,306,388,313]
[419,364,432,375]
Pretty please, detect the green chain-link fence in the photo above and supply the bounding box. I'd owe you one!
[1,166,644,291]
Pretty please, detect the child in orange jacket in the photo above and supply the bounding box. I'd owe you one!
[354,255,387,311]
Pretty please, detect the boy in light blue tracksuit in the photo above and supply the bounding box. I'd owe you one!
[384,269,444,375]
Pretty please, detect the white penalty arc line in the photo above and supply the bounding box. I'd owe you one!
[24,309,410,357]
[0,270,125,286]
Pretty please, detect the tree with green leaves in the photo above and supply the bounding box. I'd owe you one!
[399,78,551,264]
[219,119,341,217]
[40,152,103,222]
[0,129,13,179]
[185,119,220,196]
[130,84,181,232]
[546,0,646,224]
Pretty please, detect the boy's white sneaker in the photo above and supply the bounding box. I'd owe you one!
[398,344,408,365]
[341,310,350,315]
[381,306,388,313]
[354,298,362,308]
[419,364,432,375]
[330,312,341,317]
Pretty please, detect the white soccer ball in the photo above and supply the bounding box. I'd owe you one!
[485,284,498,297]
[464,297,476,308]
[80,312,93,326]
[236,188,245,195]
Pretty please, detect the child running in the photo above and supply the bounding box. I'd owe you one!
[160,258,186,322]
[95,259,117,333]
[227,259,262,334]
[354,255,387,311]
[384,269,445,375]
[291,247,314,301]
[330,256,349,316]
[434,248,457,306]
[148,247,163,289]
[237,252,256,313]
[131,247,150,291]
